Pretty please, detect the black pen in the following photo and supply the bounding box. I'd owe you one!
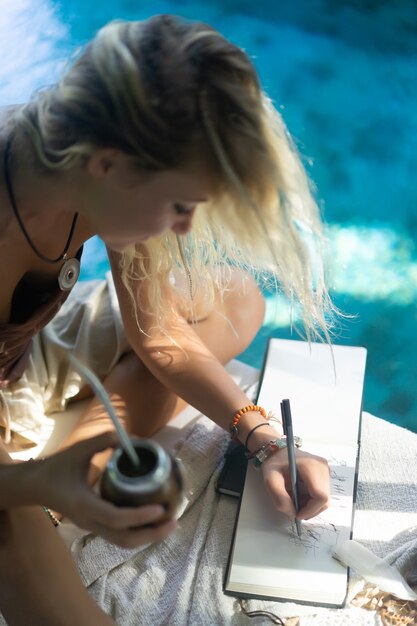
[280,399,302,537]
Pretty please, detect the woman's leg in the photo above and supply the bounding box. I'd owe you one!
[59,270,264,476]
[0,444,114,626]
[0,271,263,625]
[106,270,265,434]
[90,270,262,432]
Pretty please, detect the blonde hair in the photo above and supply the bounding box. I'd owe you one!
[15,15,334,340]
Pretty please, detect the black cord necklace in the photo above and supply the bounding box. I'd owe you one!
[3,136,80,291]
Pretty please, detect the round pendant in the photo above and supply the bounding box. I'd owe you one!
[58,257,80,291]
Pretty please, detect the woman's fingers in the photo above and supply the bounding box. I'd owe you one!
[294,493,329,521]
[296,455,330,520]
[296,489,329,520]
[70,431,119,468]
[263,469,296,518]
[29,434,179,549]
[262,449,330,521]
[93,518,178,549]
[80,497,168,530]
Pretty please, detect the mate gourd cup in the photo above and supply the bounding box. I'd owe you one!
[100,438,183,522]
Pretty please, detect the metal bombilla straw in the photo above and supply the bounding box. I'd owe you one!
[68,353,141,470]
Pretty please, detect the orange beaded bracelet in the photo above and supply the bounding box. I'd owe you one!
[229,404,267,441]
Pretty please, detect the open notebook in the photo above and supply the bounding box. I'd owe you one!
[224,338,367,608]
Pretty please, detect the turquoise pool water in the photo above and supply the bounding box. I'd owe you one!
[1,1,417,431]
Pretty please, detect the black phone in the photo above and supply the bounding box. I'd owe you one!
[215,442,247,498]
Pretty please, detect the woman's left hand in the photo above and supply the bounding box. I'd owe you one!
[261,448,330,521]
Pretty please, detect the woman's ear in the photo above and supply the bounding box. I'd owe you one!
[85,148,120,178]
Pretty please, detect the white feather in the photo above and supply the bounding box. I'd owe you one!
[333,539,417,601]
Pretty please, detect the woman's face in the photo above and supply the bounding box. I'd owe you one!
[82,151,214,251]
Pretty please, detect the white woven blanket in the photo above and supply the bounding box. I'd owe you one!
[2,362,416,625]
[67,364,417,626]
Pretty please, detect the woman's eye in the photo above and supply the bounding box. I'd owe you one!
[173,203,191,215]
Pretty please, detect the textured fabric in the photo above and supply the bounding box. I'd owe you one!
[1,361,416,625]
[0,273,129,445]
[61,369,417,626]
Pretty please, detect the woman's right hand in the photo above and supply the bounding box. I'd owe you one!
[29,431,177,548]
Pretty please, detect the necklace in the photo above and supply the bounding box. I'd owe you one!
[3,136,80,291]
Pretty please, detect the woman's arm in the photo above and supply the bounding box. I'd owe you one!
[109,254,276,447]
[0,441,116,626]
[110,254,330,520]
[0,434,175,545]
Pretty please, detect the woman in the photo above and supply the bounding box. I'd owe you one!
[0,15,331,624]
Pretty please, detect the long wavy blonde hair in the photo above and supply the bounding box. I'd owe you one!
[15,15,334,340]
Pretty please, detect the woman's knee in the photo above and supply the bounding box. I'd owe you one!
[223,269,265,351]
[103,351,176,435]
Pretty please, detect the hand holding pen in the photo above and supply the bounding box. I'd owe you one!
[258,403,331,522]
[280,399,302,536]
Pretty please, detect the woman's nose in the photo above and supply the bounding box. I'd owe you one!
[172,211,195,235]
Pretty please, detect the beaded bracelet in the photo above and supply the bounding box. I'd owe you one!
[246,435,302,469]
[43,506,62,527]
[229,404,267,441]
